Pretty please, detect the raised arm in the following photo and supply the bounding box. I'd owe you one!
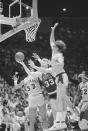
[50,23,59,49]
[13,72,19,86]
[17,61,32,76]
[21,62,31,75]
[14,79,24,90]
[32,53,51,67]
[28,60,52,74]
[32,53,42,64]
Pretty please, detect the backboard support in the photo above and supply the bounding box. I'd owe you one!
[0,0,3,35]
[0,0,41,42]
[9,0,22,18]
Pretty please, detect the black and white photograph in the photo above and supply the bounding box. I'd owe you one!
[0,0,88,131]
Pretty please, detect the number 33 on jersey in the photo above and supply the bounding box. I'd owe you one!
[42,73,57,94]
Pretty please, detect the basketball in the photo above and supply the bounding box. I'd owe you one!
[15,52,24,62]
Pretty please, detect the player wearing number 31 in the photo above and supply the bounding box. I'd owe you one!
[15,61,46,131]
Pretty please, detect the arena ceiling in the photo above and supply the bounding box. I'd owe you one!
[2,0,88,17]
[38,0,88,17]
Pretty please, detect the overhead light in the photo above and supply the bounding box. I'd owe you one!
[26,6,30,10]
[62,8,67,12]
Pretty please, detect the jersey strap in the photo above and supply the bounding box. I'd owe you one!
[56,72,65,84]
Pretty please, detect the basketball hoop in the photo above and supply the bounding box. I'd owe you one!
[0,0,41,43]
[24,18,41,42]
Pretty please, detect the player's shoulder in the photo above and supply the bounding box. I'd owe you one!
[43,72,52,77]
[62,72,68,78]
[24,76,31,81]
[34,71,42,76]
[46,72,52,76]
[79,82,82,86]
[53,52,63,58]
[85,81,88,85]
[32,71,42,80]
[79,82,83,88]
[30,71,40,76]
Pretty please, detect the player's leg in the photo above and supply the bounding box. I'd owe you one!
[46,90,67,130]
[37,94,48,129]
[39,103,48,129]
[47,74,68,130]
[53,84,73,131]
[29,107,36,131]
[27,96,38,131]
[39,103,47,121]
[49,99,57,120]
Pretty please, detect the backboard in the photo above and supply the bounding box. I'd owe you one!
[0,0,41,42]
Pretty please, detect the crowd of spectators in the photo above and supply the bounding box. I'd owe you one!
[0,17,88,101]
[0,22,88,83]
[0,17,88,130]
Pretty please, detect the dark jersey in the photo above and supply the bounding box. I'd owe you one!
[42,73,57,94]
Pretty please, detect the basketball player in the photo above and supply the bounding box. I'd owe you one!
[76,72,88,131]
[78,71,88,112]
[0,97,3,125]
[32,54,57,120]
[46,104,54,128]
[29,23,72,130]
[15,60,46,131]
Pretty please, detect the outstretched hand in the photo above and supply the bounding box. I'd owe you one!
[16,60,24,65]
[32,53,40,60]
[12,72,19,81]
[51,23,59,30]
[28,59,35,67]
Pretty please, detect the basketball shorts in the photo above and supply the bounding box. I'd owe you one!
[27,93,45,108]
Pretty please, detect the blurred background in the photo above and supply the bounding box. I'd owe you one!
[0,0,88,87]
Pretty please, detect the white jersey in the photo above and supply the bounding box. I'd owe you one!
[51,52,65,77]
[79,81,88,101]
[0,105,3,124]
[52,52,64,66]
[24,71,42,97]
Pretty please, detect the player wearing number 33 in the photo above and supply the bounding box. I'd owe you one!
[78,71,88,112]
[31,54,58,127]
[36,57,57,120]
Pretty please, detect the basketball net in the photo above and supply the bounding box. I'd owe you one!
[24,18,41,42]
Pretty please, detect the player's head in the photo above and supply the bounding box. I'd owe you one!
[41,58,49,68]
[78,71,88,83]
[55,40,66,52]
[81,71,86,75]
